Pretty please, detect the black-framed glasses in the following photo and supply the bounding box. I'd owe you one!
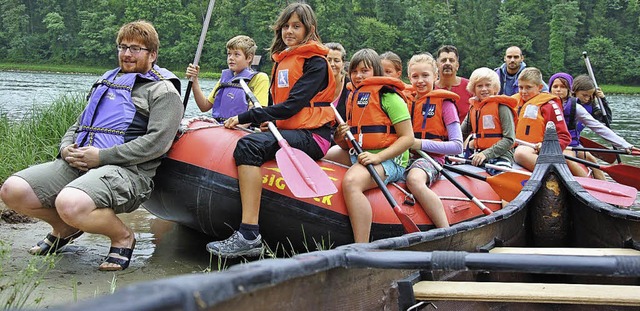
[116,44,149,54]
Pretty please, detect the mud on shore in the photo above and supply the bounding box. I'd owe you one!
[0,200,215,309]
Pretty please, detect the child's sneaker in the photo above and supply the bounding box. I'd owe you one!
[206,231,263,257]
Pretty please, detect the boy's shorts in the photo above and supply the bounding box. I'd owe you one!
[485,157,513,176]
[349,154,405,184]
[13,158,153,214]
[404,158,441,187]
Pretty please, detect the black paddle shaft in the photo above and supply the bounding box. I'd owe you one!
[439,165,484,199]
[565,154,601,169]
[349,137,400,207]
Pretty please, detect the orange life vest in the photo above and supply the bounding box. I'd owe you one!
[346,76,407,150]
[515,93,562,144]
[468,95,518,150]
[404,89,460,141]
[270,41,336,130]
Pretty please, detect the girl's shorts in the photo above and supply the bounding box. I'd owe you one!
[404,158,441,186]
[349,154,405,184]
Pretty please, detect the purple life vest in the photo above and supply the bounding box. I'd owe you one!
[563,97,587,147]
[211,68,257,119]
[75,65,179,148]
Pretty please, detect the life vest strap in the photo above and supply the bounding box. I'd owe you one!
[77,126,126,136]
[351,125,396,134]
[414,133,447,140]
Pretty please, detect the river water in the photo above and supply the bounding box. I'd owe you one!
[0,70,215,119]
[1,70,639,306]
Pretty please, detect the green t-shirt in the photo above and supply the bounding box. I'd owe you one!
[366,91,411,168]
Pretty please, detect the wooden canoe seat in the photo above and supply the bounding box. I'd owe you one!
[413,281,640,306]
[489,247,640,256]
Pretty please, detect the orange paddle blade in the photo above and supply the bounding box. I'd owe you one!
[486,171,530,202]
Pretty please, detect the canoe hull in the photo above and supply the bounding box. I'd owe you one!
[144,119,516,251]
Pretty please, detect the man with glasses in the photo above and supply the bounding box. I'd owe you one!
[0,20,183,271]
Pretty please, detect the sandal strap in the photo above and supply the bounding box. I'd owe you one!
[107,246,134,258]
[103,254,130,266]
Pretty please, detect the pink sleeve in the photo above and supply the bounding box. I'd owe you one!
[420,100,464,155]
[442,100,461,125]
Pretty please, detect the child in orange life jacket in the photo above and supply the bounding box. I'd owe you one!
[380,51,403,79]
[185,35,269,122]
[324,49,413,243]
[381,51,413,90]
[461,67,517,175]
[403,53,463,229]
[552,73,638,179]
[513,67,571,171]
[206,3,336,257]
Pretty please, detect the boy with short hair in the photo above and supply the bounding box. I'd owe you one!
[185,35,269,121]
[513,67,571,171]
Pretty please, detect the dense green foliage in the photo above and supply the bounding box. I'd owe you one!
[0,95,85,182]
[1,0,639,84]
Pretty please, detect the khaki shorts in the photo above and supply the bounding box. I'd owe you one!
[13,158,153,214]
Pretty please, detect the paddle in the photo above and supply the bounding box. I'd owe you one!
[183,0,216,111]
[583,51,621,163]
[440,162,529,202]
[330,105,420,233]
[447,156,637,207]
[415,150,493,215]
[238,79,337,198]
[569,145,640,156]
[564,154,640,191]
[579,137,619,164]
[516,139,640,191]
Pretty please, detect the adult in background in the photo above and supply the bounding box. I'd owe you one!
[325,42,350,121]
[434,45,473,122]
[495,46,548,96]
[0,20,183,271]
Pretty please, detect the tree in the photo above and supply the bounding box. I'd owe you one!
[454,0,501,76]
[548,1,580,73]
[43,12,69,62]
[355,17,399,54]
[1,0,30,61]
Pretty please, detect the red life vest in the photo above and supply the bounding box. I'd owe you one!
[346,76,407,150]
[270,41,336,130]
[468,95,518,150]
[515,93,562,144]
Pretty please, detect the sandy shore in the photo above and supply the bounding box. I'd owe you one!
[0,200,215,309]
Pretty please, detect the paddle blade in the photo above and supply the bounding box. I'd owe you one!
[602,164,640,191]
[574,177,637,207]
[579,137,617,164]
[275,148,337,198]
[393,205,421,233]
[487,171,530,201]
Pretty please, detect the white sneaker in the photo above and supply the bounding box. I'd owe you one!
[206,231,263,258]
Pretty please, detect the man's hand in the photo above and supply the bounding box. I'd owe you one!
[65,146,100,171]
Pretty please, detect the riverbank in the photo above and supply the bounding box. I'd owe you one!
[3,64,638,93]
[0,199,216,309]
[0,63,221,79]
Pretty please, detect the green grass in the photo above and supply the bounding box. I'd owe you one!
[0,94,85,182]
[599,84,640,95]
[0,241,59,309]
